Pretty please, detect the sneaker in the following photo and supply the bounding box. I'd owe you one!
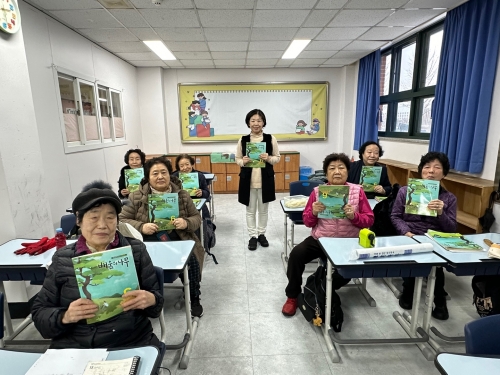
[248,237,258,250]
[398,295,413,310]
[257,234,269,247]
[282,298,298,316]
[191,297,204,318]
[432,301,449,320]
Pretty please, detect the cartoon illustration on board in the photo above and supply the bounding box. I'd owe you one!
[295,120,307,134]
[307,118,320,135]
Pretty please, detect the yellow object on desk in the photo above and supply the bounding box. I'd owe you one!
[359,228,375,248]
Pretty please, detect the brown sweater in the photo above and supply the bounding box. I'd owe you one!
[119,177,206,275]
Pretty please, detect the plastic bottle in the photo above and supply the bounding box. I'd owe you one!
[55,228,67,250]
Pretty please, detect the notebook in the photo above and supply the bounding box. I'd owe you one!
[83,356,140,375]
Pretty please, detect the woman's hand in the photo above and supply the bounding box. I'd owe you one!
[195,189,203,197]
[343,204,355,220]
[312,201,326,216]
[61,299,98,324]
[121,290,156,311]
[121,188,130,197]
[428,199,445,216]
[260,153,269,162]
[173,218,188,230]
[373,185,385,194]
[142,223,158,235]
[242,156,251,165]
[405,232,415,237]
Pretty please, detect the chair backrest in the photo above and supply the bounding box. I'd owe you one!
[60,214,77,235]
[288,181,322,223]
[464,315,500,355]
[154,266,164,287]
[0,291,4,340]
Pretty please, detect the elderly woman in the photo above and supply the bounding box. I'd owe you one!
[282,153,374,316]
[391,152,457,320]
[172,153,211,219]
[119,156,205,318]
[31,181,163,349]
[118,148,146,198]
[347,140,392,199]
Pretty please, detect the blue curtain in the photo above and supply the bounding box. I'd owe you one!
[430,0,500,173]
[353,49,381,150]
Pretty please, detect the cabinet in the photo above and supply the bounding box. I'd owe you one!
[379,159,496,233]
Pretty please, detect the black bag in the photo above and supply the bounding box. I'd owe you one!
[203,217,218,264]
[370,183,400,237]
[297,264,346,332]
[472,275,500,317]
[479,191,499,232]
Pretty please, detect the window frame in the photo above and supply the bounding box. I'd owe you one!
[378,22,444,140]
[54,67,127,154]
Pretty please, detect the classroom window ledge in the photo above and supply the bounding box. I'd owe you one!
[379,137,429,145]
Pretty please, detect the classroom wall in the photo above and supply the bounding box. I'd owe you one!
[20,2,144,229]
[156,66,359,170]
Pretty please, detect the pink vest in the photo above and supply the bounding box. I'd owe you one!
[311,183,362,240]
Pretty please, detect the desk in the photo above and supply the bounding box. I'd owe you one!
[144,240,196,369]
[413,233,500,353]
[0,346,160,375]
[203,173,215,220]
[319,236,447,362]
[434,353,500,375]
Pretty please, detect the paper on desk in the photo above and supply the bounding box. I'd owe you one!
[25,348,109,375]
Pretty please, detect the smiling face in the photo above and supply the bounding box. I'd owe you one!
[178,158,194,173]
[149,163,170,192]
[326,160,348,185]
[421,159,445,181]
[128,152,142,169]
[362,144,380,166]
[249,114,264,134]
[78,203,117,251]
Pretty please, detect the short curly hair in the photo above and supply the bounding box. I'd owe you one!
[358,141,383,160]
[418,152,450,177]
[323,153,351,174]
[143,157,173,183]
[124,149,146,166]
[175,153,195,171]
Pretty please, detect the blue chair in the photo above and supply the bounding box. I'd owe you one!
[60,214,76,236]
[465,315,500,355]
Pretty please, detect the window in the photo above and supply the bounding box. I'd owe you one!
[57,72,125,152]
[379,23,444,139]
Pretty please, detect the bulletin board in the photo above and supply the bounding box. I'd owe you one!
[178,82,328,143]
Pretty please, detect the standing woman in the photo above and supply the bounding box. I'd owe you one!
[347,141,392,199]
[236,109,281,251]
[118,149,146,199]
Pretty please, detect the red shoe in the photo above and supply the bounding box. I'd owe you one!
[282,298,298,316]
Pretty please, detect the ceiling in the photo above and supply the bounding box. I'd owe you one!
[23,0,467,69]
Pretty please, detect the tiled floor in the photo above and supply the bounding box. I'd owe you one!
[11,193,478,374]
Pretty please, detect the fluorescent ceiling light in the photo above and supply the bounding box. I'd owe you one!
[143,41,176,60]
[282,39,311,59]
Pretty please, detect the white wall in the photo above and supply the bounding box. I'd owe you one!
[155,66,359,171]
[20,1,143,228]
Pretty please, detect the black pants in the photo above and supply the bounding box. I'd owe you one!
[285,236,350,298]
[401,267,446,304]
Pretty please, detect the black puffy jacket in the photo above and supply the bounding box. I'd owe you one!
[31,233,163,349]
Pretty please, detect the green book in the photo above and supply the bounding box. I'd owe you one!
[245,142,266,168]
[124,168,144,193]
[405,178,440,217]
[179,172,199,196]
[359,166,382,192]
[148,193,179,230]
[72,246,139,324]
[426,230,484,252]
[318,185,350,219]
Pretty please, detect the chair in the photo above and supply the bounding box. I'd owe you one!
[60,214,76,236]
[0,291,4,348]
[464,315,500,355]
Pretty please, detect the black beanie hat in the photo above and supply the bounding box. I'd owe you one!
[72,180,122,215]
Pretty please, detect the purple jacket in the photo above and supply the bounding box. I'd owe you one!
[391,186,457,235]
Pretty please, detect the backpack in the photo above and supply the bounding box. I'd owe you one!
[297,264,346,332]
[472,275,500,317]
[203,217,218,264]
[370,183,400,237]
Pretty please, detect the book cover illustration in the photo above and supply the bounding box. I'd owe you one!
[318,185,350,219]
[245,142,266,168]
[405,178,440,217]
[179,172,199,196]
[359,166,382,192]
[374,196,388,202]
[72,246,139,324]
[124,168,144,193]
[148,193,179,230]
[426,230,484,252]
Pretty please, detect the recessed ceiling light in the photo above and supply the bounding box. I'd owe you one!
[282,40,311,59]
[143,41,176,61]
[97,0,134,9]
